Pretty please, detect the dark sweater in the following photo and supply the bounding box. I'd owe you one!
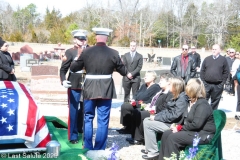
[133,83,161,105]
[200,55,229,84]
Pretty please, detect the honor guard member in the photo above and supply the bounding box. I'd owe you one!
[60,29,87,144]
[70,28,127,150]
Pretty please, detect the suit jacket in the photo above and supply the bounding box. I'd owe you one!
[122,52,143,82]
[0,51,16,80]
[170,54,196,83]
[180,98,216,141]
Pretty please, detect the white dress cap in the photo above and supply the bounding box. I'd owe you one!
[92,28,113,36]
[71,29,88,40]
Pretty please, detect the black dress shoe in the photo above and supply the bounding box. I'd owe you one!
[142,154,158,159]
[69,140,78,144]
[126,137,133,142]
[141,149,148,154]
[129,139,144,145]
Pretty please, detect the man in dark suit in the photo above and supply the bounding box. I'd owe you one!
[122,41,143,102]
[70,28,127,150]
[170,44,196,84]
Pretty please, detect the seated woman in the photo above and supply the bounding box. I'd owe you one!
[127,73,174,145]
[142,77,188,159]
[118,71,161,134]
[158,78,216,160]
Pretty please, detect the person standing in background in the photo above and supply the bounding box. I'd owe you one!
[0,40,16,81]
[70,28,127,150]
[170,44,196,84]
[60,30,87,144]
[200,44,229,110]
[122,41,143,102]
[225,48,236,96]
[188,46,201,71]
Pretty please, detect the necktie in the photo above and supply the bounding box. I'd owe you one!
[130,52,134,61]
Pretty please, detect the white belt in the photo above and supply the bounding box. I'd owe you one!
[70,70,84,73]
[85,74,111,79]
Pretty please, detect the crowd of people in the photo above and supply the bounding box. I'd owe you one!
[1,30,239,159]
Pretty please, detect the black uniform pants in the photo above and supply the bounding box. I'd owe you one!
[122,80,140,102]
[131,109,150,141]
[204,83,224,110]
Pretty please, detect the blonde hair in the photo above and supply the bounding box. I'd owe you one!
[171,77,185,99]
[145,70,157,82]
[185,78,206,100]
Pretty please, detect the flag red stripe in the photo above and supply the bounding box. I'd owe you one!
[3,81,14,89]
[67,88,70,140]
[35,116,46,133]
[36,133,51,147]
[19,83,37,137]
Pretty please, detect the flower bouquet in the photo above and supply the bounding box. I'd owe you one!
[149,110,155,119]
[138,100,146,110]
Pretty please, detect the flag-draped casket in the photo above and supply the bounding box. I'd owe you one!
[0,81,51,148]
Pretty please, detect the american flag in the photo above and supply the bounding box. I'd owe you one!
[0,81,51,148]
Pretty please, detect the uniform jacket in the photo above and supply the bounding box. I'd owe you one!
[154,92,188,126]
[170,54,196,83]
[0,51,16,80]
[122,52,143,83]
[59,46,85,89]
[188,52,201,68]
[70,42,127,99]
[180,98,216,142]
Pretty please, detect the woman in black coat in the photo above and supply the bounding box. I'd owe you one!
[117,71,161,134]
[158,78,216,160]
[0,40,16,81]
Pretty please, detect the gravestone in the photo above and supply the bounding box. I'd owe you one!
[20,54,33,71]
[162,57,172,66]
[30,65,67,103]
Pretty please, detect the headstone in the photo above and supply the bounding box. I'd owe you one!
[20,45,33,54]
[20,54,33,72]
[33,53,40,59]
[26,59,39,67]
[162,57,172,66]
[30,65,67,103]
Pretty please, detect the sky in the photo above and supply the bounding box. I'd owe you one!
[1,0,87,16]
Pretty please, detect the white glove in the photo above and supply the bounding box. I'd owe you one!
[62,80,72,88]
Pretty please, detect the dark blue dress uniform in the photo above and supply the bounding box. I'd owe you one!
[70,42,127,150]
[60,46,84,142]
